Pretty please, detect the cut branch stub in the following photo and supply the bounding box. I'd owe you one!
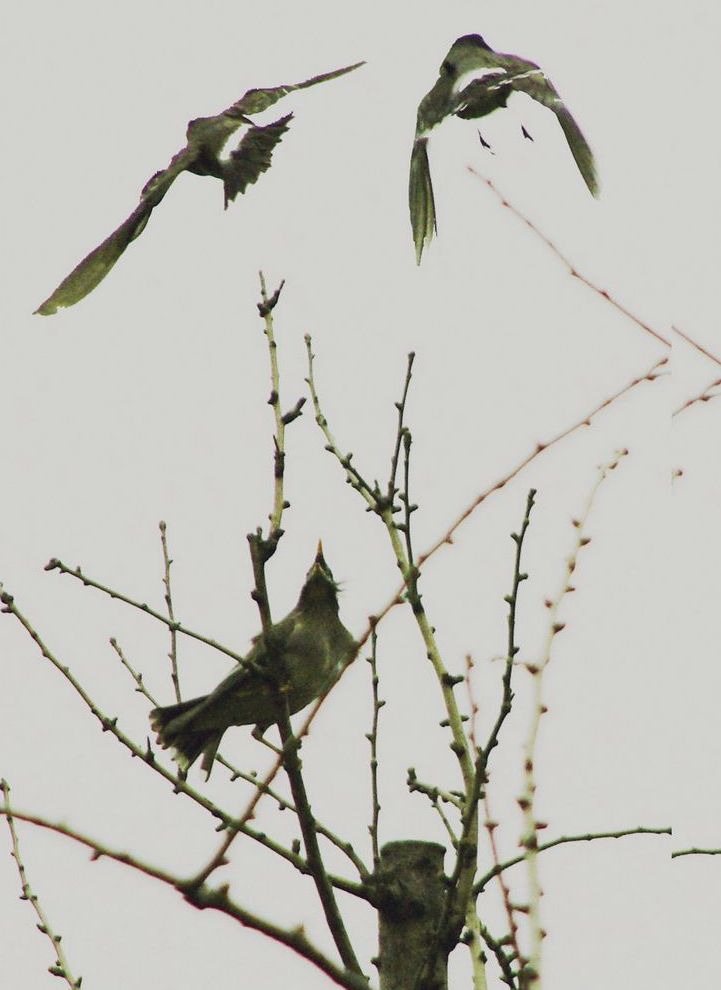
[375,840,448,990]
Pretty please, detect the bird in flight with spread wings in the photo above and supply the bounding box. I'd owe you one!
[409,34,598,264]
[35,61,363,316]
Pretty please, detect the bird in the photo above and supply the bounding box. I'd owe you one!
[150,544,357,777]
[409,34,599,263]
[35,61,363,315]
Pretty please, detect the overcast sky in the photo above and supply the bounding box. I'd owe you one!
[1,3,719,988]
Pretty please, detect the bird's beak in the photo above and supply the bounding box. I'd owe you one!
[315,540,325,563]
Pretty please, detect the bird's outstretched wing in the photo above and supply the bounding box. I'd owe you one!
[504,65,599,197]
[35,62,363,316]
[409,137,437,265]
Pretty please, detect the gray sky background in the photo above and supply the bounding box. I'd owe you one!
[1,3,719,988]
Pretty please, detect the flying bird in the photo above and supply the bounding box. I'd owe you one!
[150,544,357,777]
[410,34,598,263]
[35,61,363,315]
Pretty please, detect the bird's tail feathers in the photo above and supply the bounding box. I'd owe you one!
[555,107,599,197]
[150,698,222,778]
[409,138,437,265]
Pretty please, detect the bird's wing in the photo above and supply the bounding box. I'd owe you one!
[223,114,293,206]
[35,62,364,316]
[222,61,364,117]
[505,65,599,197]
[33,141,198,316]
[409,137,437,265]
[33,113,242,317]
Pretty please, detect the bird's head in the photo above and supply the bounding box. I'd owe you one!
[441,34,493,75]
[298,541,341,611]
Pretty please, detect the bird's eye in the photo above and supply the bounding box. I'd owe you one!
[441,60,455,75]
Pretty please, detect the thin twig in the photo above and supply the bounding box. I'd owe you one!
[366,630,384,870]
[245,273,298,630]
[406,769,461,845]
[387,352,416,506]
[519,449,628,985]
[672,378,721,418]
[480,489,536,769]
[482,803,521,975]
[406,769,464,811]
[44,558,246,664]
[672,325,721,416]
[471,491,537,973]
[159,520,181,702]
[672,846,721,859]
[260,272,298,542]
[0,781,82,990]
[222,758,370,879]
[304,335,381,512]
[469,169,671,349]
[476,826,671,891]
[464,654,480,750]
[673,325,721,368]
[110,637,149,696]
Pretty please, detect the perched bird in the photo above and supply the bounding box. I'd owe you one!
[410,34,599,263]
[35,61,363,315]
[150,544,357,777]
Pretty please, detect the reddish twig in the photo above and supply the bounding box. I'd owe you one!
[469,169,671,349]
[672,326,721,417]
[483,798,523,973]
[673,377,721,418]
[415,356,666,570]
[673,325,721,369]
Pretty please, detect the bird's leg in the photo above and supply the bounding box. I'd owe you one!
[478,129,494,152]
[251,724,283,755]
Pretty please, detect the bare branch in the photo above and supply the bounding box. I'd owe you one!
[159,520,181,702]
[0,781,82,990]
[366,630,384,869]
[43,558,246,664]
[477,827,671,892]
[672,846,721,859]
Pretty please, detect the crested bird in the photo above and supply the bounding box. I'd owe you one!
[410,34,599,263]
[150,544,356,777]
